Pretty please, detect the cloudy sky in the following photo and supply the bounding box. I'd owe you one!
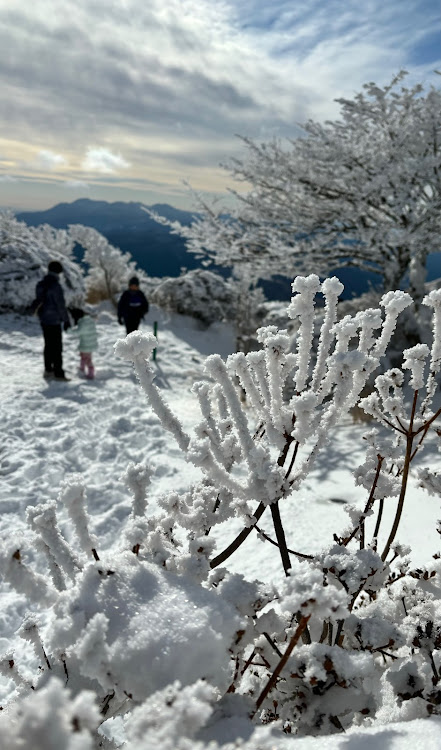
[0,0,440,211]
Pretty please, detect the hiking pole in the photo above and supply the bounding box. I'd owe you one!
[153,321,158,361]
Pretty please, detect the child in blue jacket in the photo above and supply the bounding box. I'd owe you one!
[70,307,98,379]
[117,276,149,334]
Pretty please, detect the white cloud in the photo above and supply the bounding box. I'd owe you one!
[0,174,18,182]
[0,0,439,204]
[82,148,130,174]
[34,150,67,171]
[64,179,90,190]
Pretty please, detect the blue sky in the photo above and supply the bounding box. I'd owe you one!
[0,0,439,211]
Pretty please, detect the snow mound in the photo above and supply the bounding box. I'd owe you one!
[47,552,242,702]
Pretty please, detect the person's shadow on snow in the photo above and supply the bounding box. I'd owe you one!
[41,381,91,403]
[152,361,171,389]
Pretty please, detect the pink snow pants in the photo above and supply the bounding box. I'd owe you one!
[80,352,95,379]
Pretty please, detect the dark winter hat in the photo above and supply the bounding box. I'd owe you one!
[129,276,140,286]
[48,260,63,274]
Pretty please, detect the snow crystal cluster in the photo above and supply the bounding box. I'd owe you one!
[1,275,441,748]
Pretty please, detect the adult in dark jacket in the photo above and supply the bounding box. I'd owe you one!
[117,276,149,334]
[35,260,71,381]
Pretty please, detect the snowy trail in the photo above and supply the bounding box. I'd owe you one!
[1,307,438,582]
[1,308,231,542]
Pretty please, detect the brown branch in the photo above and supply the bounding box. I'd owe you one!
[319,620,329,644]
[360,455,384,550]
[381,416,407,435]
[209,502,266,569]
[253,615,311,715]
[209,432,295,571]
[254,524,314,560]
[227,648,257,693]
[415,406,441,436]
[342,455,384,548]
[284,441,300,481]
[381,391,419,562]
[263,632,283,658]
[271,502,292,576]
[373,498,384,548]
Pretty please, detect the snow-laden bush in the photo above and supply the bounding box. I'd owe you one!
[0,212,84,312]
[151,267,268,352]
[1,276,441,748]
[151,268,236,326]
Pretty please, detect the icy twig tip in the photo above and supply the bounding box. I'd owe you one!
[114,331,157,361]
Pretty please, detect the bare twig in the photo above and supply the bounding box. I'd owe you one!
[254,524,314,560]
[210,502,266,568]
[342,455,384,548]
[253,615,311,715]
[271,502,292,576]
[284,441,300,481]
[381,391,419,562]
[372,498,384,548]
[263,633,283,658]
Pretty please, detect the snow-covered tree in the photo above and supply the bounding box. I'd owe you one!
[32,224,76,260]
[160,73,441,305]
[69,225,146,306]
[0,212,84,312]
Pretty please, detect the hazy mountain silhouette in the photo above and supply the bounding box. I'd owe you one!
[17,199,201,279]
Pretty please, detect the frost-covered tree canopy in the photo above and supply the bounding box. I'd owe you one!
[69,224,147,305]
[161,73,441,299]
[0,212,84,312]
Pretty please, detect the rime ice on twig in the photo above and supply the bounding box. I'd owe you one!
[19,616,51,671]
[421,289,441,412]
[0,542,55,604]
[0,651,32,689]
[59,476,99,559]
[115,332,190,452]
[26,503,79,582]
[121,461,153,518]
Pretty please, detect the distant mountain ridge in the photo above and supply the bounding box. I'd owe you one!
[17,198,200,279]
[16,199,441,302]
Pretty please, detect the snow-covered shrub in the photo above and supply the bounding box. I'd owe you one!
[1,276,441,747]
[0,211,84,312]
[68,224,146,306]
[151,268,236,326]
[0,678,99,750]
[151,267,269,353]
[0,476,242,697]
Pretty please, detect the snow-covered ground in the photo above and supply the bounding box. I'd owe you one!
[1,305,441,747]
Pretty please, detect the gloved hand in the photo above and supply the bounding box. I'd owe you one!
[63,321,71,332]
[118,318,124,325]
